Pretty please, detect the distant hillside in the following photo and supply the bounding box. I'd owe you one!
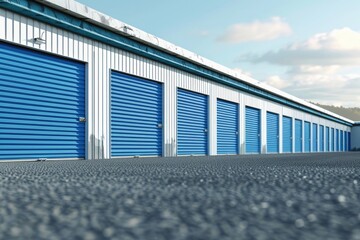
[313,103,360,121]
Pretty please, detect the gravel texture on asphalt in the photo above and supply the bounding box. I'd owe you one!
[0,153,360,240]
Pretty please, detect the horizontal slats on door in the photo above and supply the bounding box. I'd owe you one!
[0,42,85,160]
[177,88,208,155]
[217,99,238,155]
[282,116,292,153]
[295,119,302,153]
[267,112,279,153]
[246,106,261,154]
[111,71,163,157]
[313,123,318,152]
[304,121,311,152]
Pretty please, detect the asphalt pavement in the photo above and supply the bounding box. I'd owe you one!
[0,152,360,240]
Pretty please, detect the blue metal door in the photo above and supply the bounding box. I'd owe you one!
[245,106,261,153]
[340,130,344,151]
[319,125,324,152]
[331,128,335,151]
[336,129,339,151]
[345,131,348,152]
[266,112,279,153]
[177,89,208,155]
[295,119,302,153]
[326,127,330,152]
[111,71,163,157]
[348,132,351,151]
[312,123,318,152]
[217,99,238,154]
[282,116,292,153]
[304,122,311,152]
[0,42,85,160]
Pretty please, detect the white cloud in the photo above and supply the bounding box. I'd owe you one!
[217,17,292,43]
[246,28,360,66]
[263,67,360,107]
[264,75,290,89]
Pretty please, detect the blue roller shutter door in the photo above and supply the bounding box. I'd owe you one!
[0,42,85,160]
[304,122,311,152]
[348,132,351,151]
[217,99,239,155]
[177,89,208,155]
[111,71,163,157]
[266,112,279,153]
[344,131,348,152]
[282,116,292,153]
[319,125,324,152]
[336,129,339,151]
[331,128,335,151]
[326,127,330,152]
[312,124,318,152]
[295,119,302,153]
[340,130,344,151]
[245,107,261,153]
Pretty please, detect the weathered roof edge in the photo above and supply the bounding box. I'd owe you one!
[33,0,353,124]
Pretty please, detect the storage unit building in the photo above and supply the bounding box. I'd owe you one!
[0,0,356,161]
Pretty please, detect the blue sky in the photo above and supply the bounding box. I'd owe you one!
[77,0,360,107]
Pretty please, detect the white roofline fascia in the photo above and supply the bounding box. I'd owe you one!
[34,0,354,124]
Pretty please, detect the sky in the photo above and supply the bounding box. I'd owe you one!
[77,0,360,107]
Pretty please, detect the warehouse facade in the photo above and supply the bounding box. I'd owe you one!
[0,0,356,161]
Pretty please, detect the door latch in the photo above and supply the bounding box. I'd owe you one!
[79,117,86,122]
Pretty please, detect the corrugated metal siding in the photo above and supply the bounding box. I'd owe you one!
[245,106,261,153]
[326,127,330,152]
[312,123,318,152]
[267,112,279,153]
[282,116,292,153]
[304,122,311,152]
[110,71,163,157]
[0,41,85,160]
[177,88,208,155]
[217,99,239,154]
[295,119,302,153]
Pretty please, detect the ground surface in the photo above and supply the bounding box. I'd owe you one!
[0,153,360,240]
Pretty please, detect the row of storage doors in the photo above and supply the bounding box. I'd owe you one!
[0,42,352,160]
[110,72,351,157]
[111,71,240,156]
